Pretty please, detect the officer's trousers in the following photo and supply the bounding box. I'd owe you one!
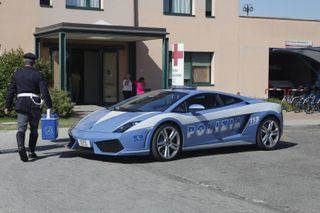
[17,109,41,152]
[17,109,41,134]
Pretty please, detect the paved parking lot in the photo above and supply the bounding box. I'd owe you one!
[0,125,319,213]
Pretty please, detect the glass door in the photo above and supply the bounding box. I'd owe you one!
[103,52,118,103]
[83,50,100,104]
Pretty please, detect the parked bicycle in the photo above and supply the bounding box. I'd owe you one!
[290,87,311,113]
[281,88,303,112]
[303,96,316,114]
[303,89,320,114]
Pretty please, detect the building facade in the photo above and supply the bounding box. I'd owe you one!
[1,0,320,104]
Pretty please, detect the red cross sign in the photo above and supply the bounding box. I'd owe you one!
[172,43,184,66]
[171,43,184,86]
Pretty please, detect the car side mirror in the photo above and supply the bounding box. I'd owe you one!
[188,104,205,114]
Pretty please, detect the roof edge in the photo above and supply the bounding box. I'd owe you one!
[34,22,168,38]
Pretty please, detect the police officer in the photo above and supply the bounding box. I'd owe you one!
[4,52,52,162]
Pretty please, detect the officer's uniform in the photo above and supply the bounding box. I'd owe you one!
[5,53,52,162]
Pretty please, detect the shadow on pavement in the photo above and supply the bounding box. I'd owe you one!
[0,138,69,154]
[72,153,155,164]
[179,141,297,160]
[28,151,79,162]
[1,140,297,163]
[0,148,18,155]
[50,138,70,143]
[0,142,68,155]
[64,141,297,164]
[277,141,297,149]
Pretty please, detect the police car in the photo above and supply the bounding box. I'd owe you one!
[68,88,283,161]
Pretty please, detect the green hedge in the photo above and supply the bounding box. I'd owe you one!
[266,98,292,111]
[266,98,282,105]
[44,88,75,118]
[35,58,53,88]
[0,49,24,117]
[0,48,74,118]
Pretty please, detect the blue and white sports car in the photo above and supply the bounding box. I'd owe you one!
[68,88,283,161]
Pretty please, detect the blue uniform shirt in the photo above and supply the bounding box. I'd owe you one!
[5,66,52,113]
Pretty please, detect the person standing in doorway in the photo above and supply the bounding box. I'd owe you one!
[4,53,52,162]
[122,74,133,99]
[135,77,146,95]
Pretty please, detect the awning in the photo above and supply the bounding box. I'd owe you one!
[34,22,168,41]
[33,22,169,91]
[272,47,320,63]
[271,47,320,84]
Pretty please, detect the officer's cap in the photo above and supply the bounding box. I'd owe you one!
[23,52,37,60]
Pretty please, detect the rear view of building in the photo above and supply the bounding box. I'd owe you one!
[1,0,320,104]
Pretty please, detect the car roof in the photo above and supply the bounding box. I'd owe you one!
[163,88,254,101]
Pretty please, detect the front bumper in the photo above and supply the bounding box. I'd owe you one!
[68,127,151,156]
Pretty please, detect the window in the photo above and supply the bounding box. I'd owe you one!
[66,0,101,9]
[173,93,222,113]
[109,91,187,112]
[173,93,242,113]
[164,0,192,15]
[205,0,215,17]
[219,94,242,106]
[40,0,52,7]
[169,52,213,86]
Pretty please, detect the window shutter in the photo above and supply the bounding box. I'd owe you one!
[192,52,212,67]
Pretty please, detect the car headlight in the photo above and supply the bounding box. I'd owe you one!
[114,121,141,133]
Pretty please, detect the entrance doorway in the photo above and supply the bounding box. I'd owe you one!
[68,49,119,105]
[269,48,320,88]
[83,51,100,104]
[268,48,320,98]
[103,52,118,103]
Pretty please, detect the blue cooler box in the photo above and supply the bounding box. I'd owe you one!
[41,113,59,140]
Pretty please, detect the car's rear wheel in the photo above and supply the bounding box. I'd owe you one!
[256,117,281,150]
[151,124,182,161]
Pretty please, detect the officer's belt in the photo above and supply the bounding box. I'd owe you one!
[17,93,40,98]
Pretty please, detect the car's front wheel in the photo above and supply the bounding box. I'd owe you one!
[151,124,182,161]
[256,117,281,150]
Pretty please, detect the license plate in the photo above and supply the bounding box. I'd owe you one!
[78,139,91,148]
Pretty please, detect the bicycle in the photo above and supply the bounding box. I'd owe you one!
[281,88,303,112]
[303,94,317,114]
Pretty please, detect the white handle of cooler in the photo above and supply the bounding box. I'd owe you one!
[46,109,51,119]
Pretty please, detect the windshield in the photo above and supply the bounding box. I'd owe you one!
[108,90,187,112]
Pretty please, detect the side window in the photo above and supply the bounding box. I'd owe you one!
[164,0,193,15]
[168,52,213,86]
[206,0,214,17]
[218,94,242,106]
[40,0,52,7]
[173,93,223,113]
[66,0,101,9]
[173,102,187,113]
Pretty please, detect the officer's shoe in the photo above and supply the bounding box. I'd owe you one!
[28,152,38,159]
[18,148,28,162]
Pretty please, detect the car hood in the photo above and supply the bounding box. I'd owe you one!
[74,108,161,133]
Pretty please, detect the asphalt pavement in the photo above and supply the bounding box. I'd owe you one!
[283,111,320,127]
[0,112,319,213]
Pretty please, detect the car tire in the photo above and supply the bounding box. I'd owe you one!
[256,117,281,150]
[151,123,182,161]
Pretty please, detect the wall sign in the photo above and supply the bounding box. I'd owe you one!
[285,40,313,48]
[172,43,184,86]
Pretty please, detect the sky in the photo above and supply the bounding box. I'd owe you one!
[239,0,320,20]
